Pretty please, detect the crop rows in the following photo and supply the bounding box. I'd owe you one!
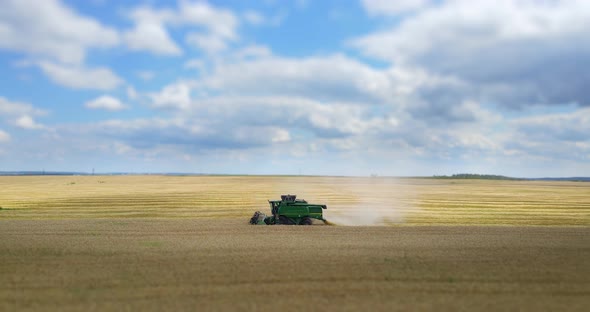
[0,176,588,225]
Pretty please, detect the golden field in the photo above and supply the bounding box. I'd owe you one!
[0,176,589,311]
[0,175,589,225]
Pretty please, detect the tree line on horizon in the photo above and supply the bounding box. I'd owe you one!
[432,174,519,180]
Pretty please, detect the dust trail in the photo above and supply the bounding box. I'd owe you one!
[322,219,336,226]
[322,177,417,226]
[271,176,418,226]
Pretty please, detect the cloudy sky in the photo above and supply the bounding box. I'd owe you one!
[0,0,589,177]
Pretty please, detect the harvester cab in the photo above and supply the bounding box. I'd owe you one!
[249,194,328,225]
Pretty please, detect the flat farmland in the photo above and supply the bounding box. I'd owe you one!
[1,175,589,225]
[0,176,589,311]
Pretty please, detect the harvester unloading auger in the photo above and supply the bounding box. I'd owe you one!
[249,194,331,225]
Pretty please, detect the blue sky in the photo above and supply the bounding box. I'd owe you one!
[1,0,590,177]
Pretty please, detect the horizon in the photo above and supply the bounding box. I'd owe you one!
[1,170,589,180]
[1,0,589,177]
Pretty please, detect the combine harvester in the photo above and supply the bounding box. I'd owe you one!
[249,194,331,225]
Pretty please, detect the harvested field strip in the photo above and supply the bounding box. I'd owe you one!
[1,220,589,311]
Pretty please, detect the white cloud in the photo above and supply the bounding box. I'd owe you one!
[15,115,45,130]
[145,50,504,156]
[0,0,119,64]
[177,1,239,53]
[200,54,393,103]
[147,91,377,139]
[0,129,10,142]
[0,1,125,93]
[85,95,127,111]
[0,97,46,117]
[352,1,590,64]
[2,0,588,176]
[0,98,48,131]
[80,117,292,151]
[512,107,590,143]
[38,61,124,90]
[185,33,228,54]
[123,6,182,56]
[123,1,239,55]
[351,0,590,107]
[271,128,290,143]
[177,1,238,40]
[150,81,193,110]
[492,107,590,162]
[361,0,431,16]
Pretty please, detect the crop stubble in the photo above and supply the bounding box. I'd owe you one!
[0,176,589,311]
[1,219,589,311]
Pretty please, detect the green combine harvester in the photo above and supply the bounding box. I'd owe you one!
[249,194,328,225]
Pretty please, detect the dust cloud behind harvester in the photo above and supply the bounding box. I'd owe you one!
[265,176,419,226]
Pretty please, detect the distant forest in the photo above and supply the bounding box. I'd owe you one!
[432,174,520,180]
[431,174,590,181]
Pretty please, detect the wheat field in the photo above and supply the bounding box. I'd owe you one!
[0,175,588,225]
[1,175,589,311]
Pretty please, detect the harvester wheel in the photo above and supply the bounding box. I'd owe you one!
[300,217,313,225]
[279,216,295,225]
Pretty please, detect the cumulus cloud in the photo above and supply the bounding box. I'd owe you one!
[2,0,588,175]
[177,0,238,41]
[200,54,393,103]
[179,0,239,53]
[123,6,182,56]
[354,1,590,64]
[0,1,125,92]
[183,96,373,138]
[83,118,292,151]
[122,1,239,55]
[0,97,48,131]
[150,81,193,110]
[352,0,590,107]
[0,97,46,117]
[139,47,506,158]
[38,61,124,90]
[85,95,127,111]
[512,108,590,144]
[146,82,396,142]
[0,0,119,64]
[15,115,45,130]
